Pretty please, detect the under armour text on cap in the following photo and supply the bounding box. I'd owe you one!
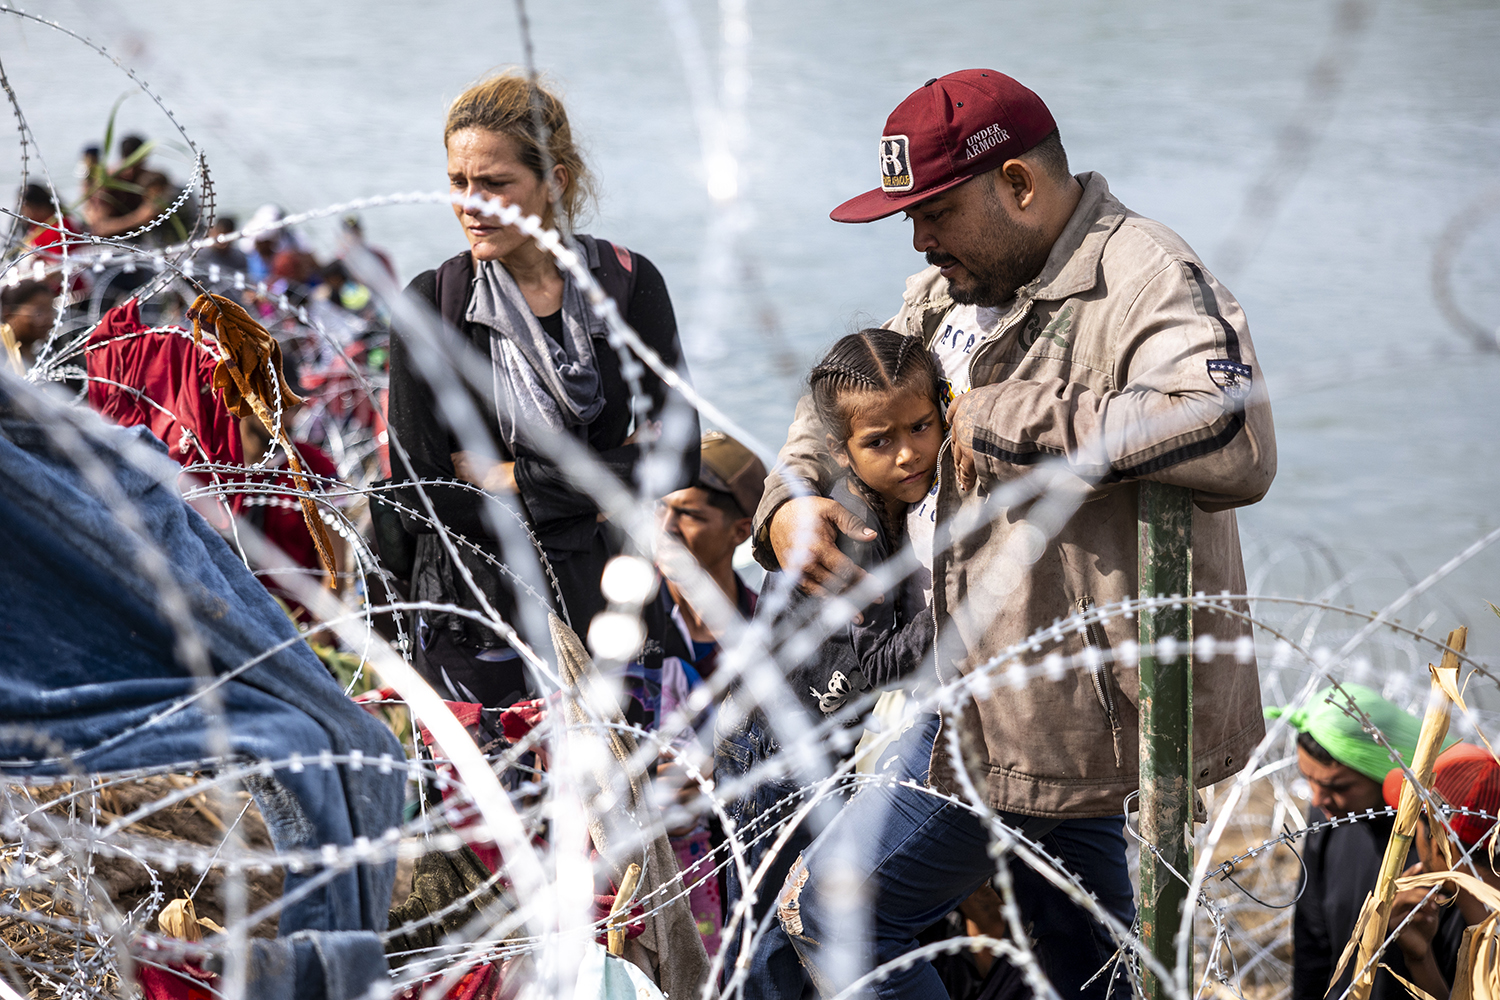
[831,69,1058,224]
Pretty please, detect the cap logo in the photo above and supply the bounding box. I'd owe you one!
[964,123,1011,160]
[879,135,912,192]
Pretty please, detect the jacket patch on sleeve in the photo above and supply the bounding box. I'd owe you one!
[1206,359,1252,397]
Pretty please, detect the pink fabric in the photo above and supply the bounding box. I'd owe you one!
[671,826,722,954]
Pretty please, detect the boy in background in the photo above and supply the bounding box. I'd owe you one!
[623,430,765,955]
[0,279,56,375]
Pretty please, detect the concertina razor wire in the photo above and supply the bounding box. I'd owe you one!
[0,5,1498,1000]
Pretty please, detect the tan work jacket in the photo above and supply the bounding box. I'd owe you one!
[754,172,1276,817]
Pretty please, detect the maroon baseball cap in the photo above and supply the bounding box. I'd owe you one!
[831,69,1057,224]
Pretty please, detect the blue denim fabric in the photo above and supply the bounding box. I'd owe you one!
[715,713,823,1000]
[782,716,1135,1000]
[0,395,404,999]
[247,931,388,1000]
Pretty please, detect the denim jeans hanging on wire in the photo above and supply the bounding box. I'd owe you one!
[0,386,404,1000]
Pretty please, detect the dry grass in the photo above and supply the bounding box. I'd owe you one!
[1191,778,1305,1000]
[2,775,285,997]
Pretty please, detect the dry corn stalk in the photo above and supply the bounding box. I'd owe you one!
[606,862,641,957]
[1454,916,1500,1000]
[188,293,337,586]
[1345,627,1467,999]
[157,895,225,942]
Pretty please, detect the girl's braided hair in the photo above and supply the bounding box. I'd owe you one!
[808,329,940,539]
[809,328,938,444]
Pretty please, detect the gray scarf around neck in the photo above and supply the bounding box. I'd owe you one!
[467,248,606,451]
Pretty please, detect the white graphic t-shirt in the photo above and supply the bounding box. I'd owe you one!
[905,479,938,612]
[928,303,1006,408]
[907,302,1005,609]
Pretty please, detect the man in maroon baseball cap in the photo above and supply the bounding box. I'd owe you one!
[831,69,1078,318]
[830,69,1059,224]
[749,69,1276,1000]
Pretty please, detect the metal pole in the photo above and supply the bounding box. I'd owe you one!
[1138,480,1194,1000]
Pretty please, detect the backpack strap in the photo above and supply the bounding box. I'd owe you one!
[432,251,476,340]
[576,233,637,323]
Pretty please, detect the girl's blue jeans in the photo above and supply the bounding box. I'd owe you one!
[780,715,1136,1000]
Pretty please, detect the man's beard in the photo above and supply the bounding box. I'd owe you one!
[927,205,1053,308]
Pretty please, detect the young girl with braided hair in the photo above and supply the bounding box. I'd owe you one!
[792,326,944,714]
[714,328,944,994]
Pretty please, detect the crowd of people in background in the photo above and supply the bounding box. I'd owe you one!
[5,130,396,346]
[2,109,775,996]
[4,133,406,630]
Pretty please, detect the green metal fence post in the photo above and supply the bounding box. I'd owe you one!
[1138,480,1194,1000]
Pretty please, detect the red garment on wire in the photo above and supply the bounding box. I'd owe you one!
[136,962,217,1000]
[85,299,243,473]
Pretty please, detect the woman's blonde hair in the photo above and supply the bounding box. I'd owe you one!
[444,70,594,230]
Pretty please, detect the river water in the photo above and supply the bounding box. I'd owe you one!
[5,0,1499,665]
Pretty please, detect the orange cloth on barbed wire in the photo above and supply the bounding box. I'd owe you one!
[186,292,303,419]
[187,292,337,584]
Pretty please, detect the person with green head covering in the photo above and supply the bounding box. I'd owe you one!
[1268,681,1425,797]
[1273,684,1466,1000]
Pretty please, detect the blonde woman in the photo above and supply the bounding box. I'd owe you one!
[387,71,697,707]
